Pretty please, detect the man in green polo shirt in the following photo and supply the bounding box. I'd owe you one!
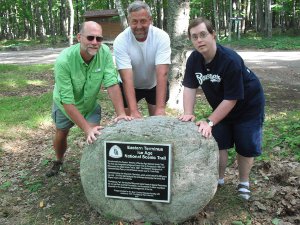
[46,21,133,177]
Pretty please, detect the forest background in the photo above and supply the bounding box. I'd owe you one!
[1,0,300,46]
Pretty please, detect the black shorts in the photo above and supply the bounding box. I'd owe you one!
[212,114,264,157]
[119,82,170,107]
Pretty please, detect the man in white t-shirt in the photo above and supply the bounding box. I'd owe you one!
[113,1,171,118]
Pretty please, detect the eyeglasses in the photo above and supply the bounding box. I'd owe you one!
[82,35,103,42]
[190,31,210,41]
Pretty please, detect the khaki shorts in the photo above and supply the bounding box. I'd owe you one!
[51,103,101,130]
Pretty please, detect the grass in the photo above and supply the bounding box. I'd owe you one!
[178,32,300,51]
[0,93,52,130]
[262,110,300,161]
[0,64,54,136]
[0,37,68,51]
[219,34,300,50]
[0,64,53,73]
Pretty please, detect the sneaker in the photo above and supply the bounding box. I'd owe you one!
[237,184,251,200]
[45,160,63,177]
[218,178,225,187]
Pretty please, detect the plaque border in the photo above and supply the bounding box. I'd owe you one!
[104,141,172,203]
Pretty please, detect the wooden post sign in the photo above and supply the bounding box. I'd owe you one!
[104,141,172,203]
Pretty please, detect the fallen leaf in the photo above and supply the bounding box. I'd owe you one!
[39,200,44,208]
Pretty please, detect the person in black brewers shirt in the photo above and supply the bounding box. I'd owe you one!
[179,17,265,200]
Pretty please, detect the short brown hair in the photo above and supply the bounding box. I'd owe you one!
[188,17,214,38]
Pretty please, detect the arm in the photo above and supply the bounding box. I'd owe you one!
[196,99,237,138]
[208,99,237,125]
[63,104,102,144]
[178,87,197,121]
[106,84,134,122]
[119,69,142,118]
[154,64,169,115]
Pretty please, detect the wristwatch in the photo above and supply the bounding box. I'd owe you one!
[206,119,214,127]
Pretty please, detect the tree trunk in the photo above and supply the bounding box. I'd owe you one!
[60,0,67,38]
[156,0,162,29]
[48,0,56,45]
[67,0,74,46]
[35,1,46,43]
[30,2,36,39]
[213,0,219,40]
[229,0,232,41]
[244,0,251,33]
[265,0,272,38]
[291,0,297,32]
[222,0,226,31]
[115,0,128,29]
[75,0,80,34]
[166,0,190,112]
[256,0,264,33]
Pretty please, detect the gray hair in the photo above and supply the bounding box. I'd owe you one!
[127,1,152,17]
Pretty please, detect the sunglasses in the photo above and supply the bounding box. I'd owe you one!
[82,35,103,42]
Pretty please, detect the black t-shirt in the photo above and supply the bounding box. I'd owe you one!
[183,44,265,122]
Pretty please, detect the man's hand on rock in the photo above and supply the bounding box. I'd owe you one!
[85,126,103,144]
[178,114,196,122]
[196,120,212,138]
[114,114,134,123]
[130,110,143,119]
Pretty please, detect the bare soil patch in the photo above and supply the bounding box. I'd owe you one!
[0,49,299,225]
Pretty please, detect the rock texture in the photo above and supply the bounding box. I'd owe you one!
[80,116,219,224]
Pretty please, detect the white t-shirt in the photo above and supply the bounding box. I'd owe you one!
[113,25,171,89]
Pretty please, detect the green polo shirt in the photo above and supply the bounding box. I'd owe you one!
[53,43,118,119]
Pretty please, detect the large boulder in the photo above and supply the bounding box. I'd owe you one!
[80,116,219,224]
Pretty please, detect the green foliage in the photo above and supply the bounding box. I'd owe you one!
[0,181,12,190]
[219,35,300,50]
[272,218,281,225]
[228,150,237,165]
[194,101,212,119]
[231,219,252,225]
[24,180,43,192]
[0,37,68,51]
[41,159,50,166]
[262,111,300,161]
